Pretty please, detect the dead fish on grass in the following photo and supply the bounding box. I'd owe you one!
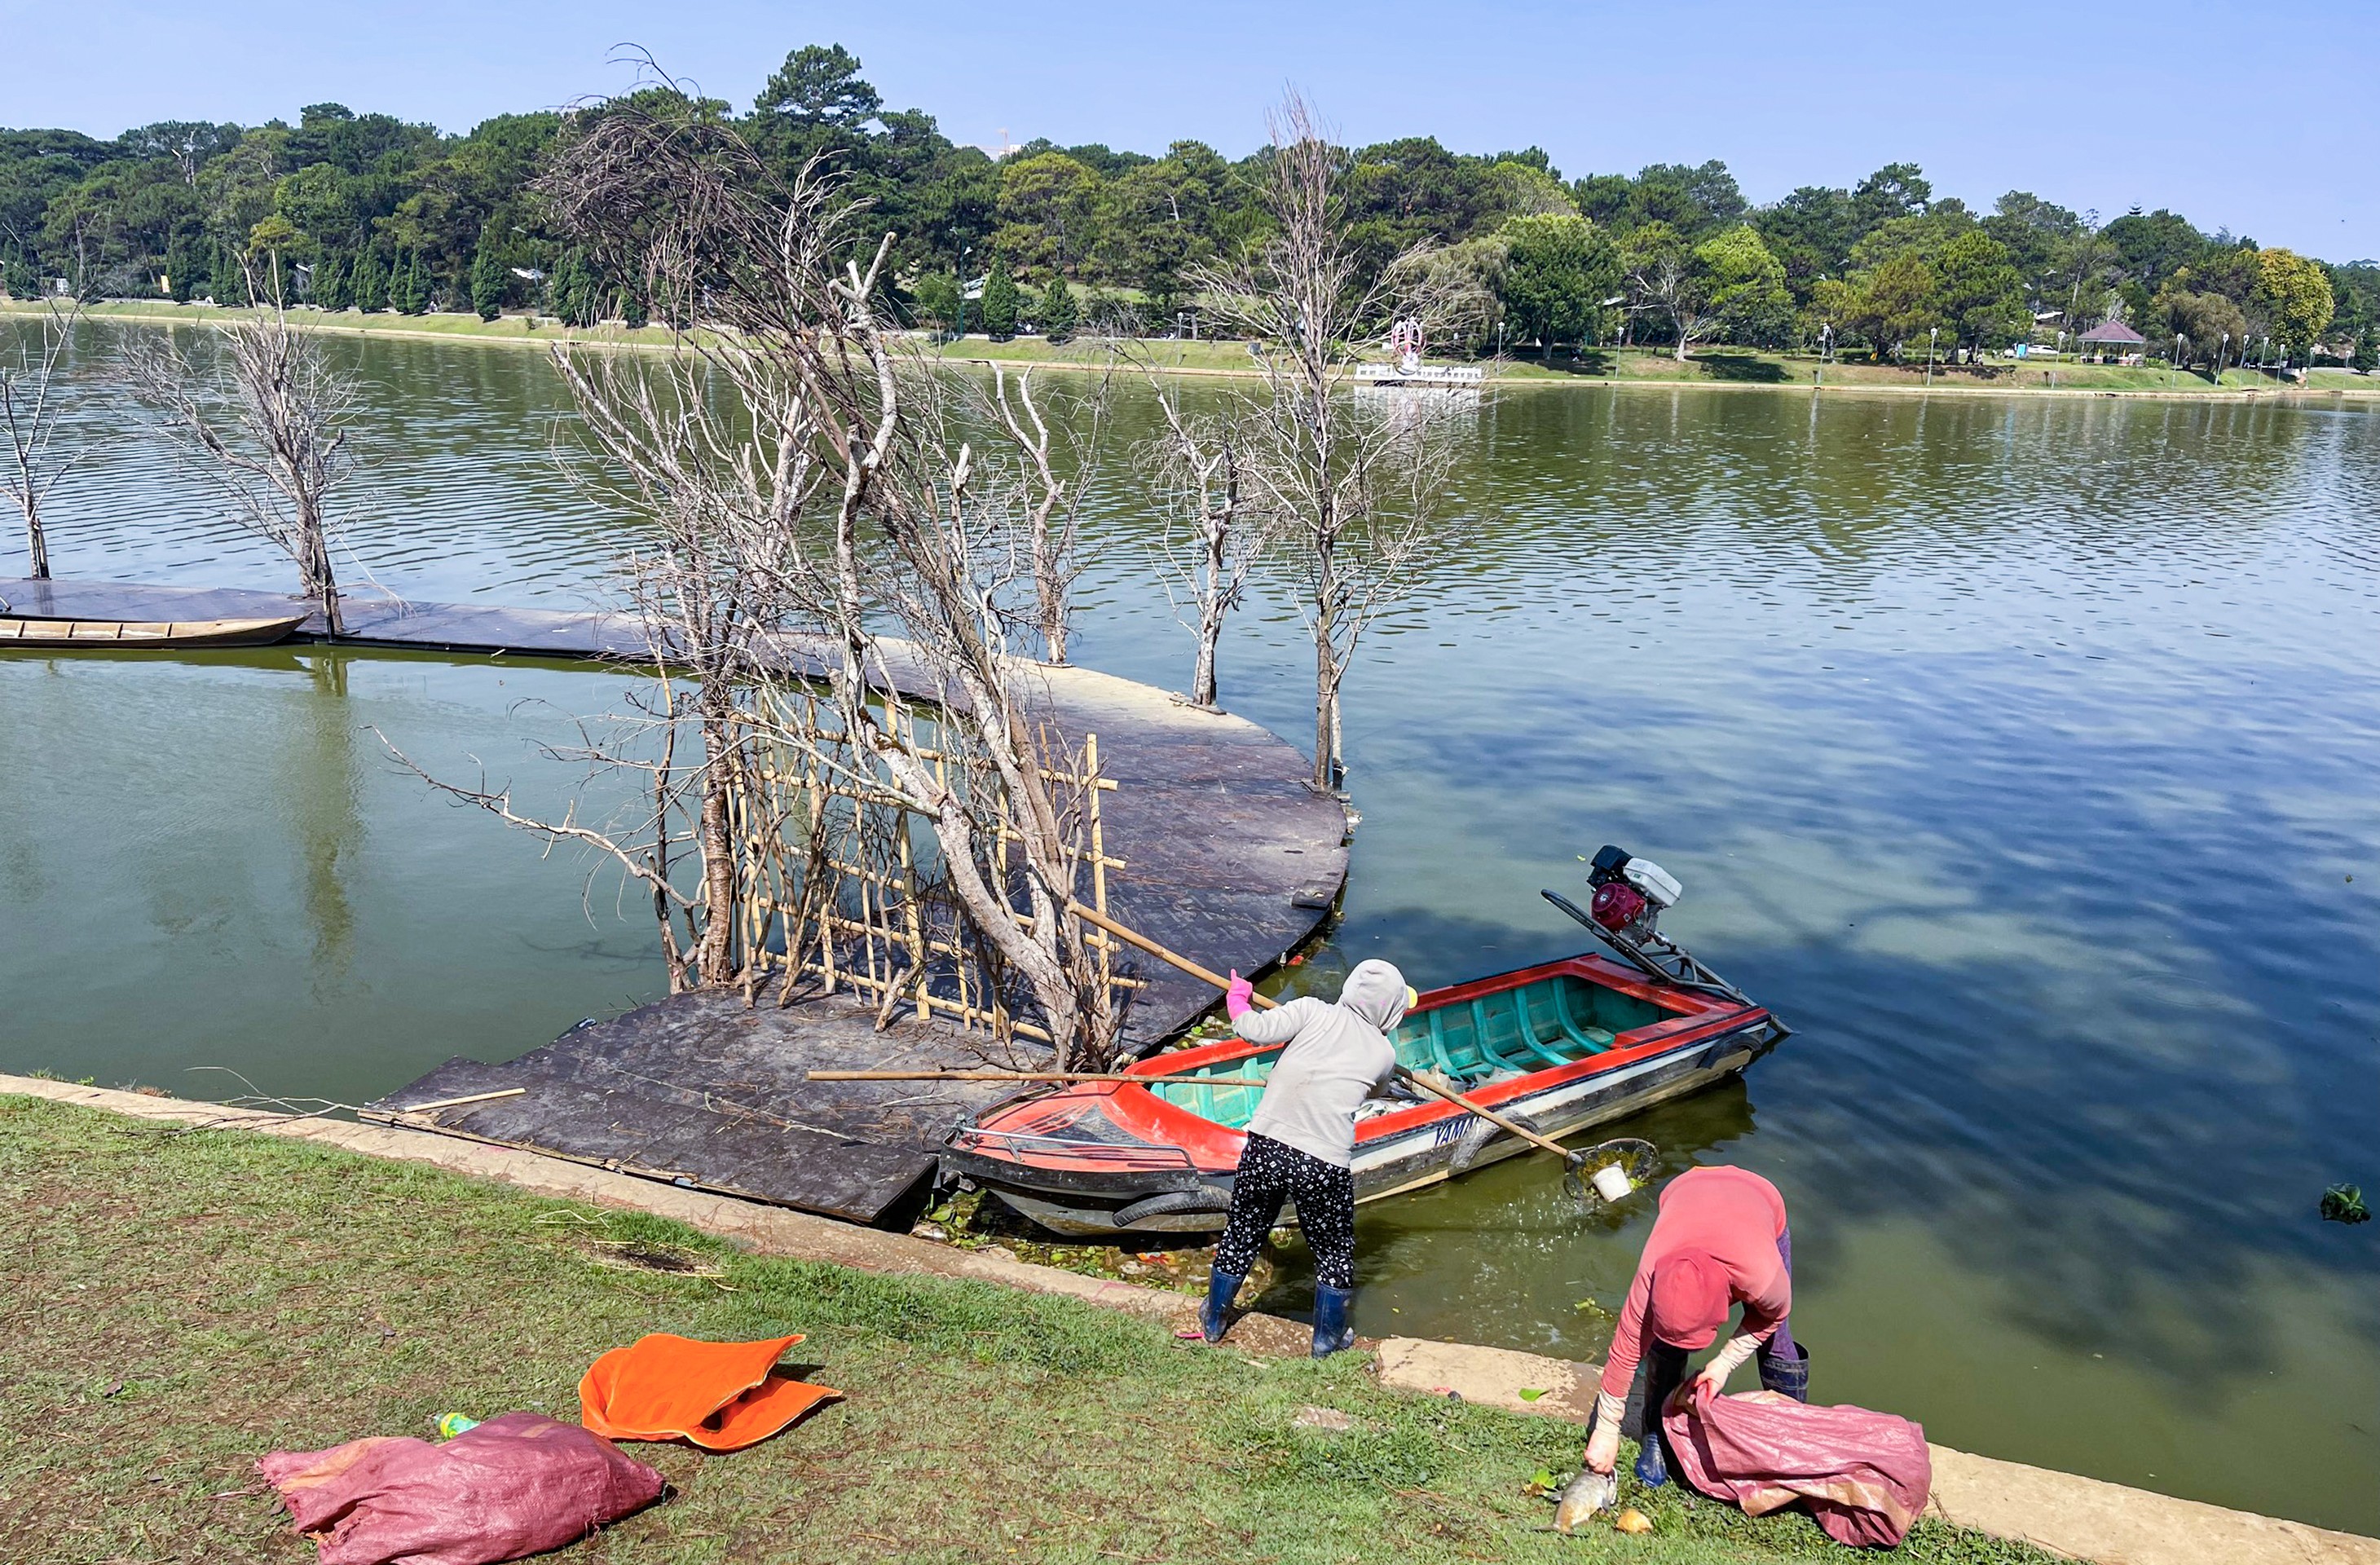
[1553,1468,1616,1533]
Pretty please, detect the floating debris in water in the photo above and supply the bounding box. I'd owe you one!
[2320,1184,2369,1224]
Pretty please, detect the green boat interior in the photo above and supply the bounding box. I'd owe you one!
[1144,971,1670,1126]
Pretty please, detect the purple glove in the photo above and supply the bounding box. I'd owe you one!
[1225,970,1254,1021]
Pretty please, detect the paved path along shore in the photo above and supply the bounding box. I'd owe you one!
[11,1076,2374,1565]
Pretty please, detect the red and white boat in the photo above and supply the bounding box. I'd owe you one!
[943,848,1788,1236]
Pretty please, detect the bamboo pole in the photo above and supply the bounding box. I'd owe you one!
[1064,902,1584,1170]
[806,1069,1270,1086]
[1067,902,1281,1010]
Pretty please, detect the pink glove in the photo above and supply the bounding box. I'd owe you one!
[1225,970,1254,1021]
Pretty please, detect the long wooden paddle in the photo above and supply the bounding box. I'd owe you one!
[805,1069,1271,1086]
[1064,902,1592,1197]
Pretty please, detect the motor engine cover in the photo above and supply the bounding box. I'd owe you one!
[1591,880,1649,932]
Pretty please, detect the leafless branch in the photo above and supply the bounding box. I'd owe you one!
[123,262,358,628]
[1,293,83,580]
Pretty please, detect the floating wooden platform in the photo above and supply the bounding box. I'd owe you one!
[8,576,1350,1225]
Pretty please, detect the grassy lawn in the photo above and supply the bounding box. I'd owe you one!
[0,1095,2055,1564]
[20,299,2352,399]
[1493,346,2345,394]
[2,298,679,350]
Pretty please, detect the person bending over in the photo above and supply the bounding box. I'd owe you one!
[1198,959,1412,1358]
[1584,1164,1809,1486]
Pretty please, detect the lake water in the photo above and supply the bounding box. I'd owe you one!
[4,323,2376,1532]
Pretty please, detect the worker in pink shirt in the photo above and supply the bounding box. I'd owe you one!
[1582,1164,1809,1487]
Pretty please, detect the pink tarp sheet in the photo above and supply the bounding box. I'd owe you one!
[1662,1383,1933,1547]
[258,1411,665,1565]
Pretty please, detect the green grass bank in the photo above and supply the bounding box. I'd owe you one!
[12,298,2373,401]
[0,1093,2055,1564]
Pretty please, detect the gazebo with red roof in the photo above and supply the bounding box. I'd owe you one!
[2078,317,2147,364]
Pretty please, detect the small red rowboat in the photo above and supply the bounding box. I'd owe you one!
[944,848,1787,1236]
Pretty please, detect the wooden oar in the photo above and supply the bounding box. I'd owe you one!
[806,1069,1271,1086]
[1064,902,1592,1199]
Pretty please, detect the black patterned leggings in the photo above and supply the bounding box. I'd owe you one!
[1213,1132,1359,1289]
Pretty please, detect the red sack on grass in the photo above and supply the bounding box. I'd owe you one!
[1662,1383,1932,1547]
[258,1411,664,1565]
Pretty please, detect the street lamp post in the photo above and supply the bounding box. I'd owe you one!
[1925,326,1938,387]
[2174,333,2185,389]
[954,245,971,344]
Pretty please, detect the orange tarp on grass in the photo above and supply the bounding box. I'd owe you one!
[580,1334,840,1452]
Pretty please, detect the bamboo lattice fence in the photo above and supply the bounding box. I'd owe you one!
[721,692,1136,1045]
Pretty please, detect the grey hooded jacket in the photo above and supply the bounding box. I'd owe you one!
[1234,959,1411,1169]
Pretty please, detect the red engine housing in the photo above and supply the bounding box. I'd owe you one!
[1591,880,1648,932]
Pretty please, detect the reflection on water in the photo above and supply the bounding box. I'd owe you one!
[3,324,2377,1531]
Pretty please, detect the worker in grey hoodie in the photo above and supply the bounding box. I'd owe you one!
[1200,958,1413,1357]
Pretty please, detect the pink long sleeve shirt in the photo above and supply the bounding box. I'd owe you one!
[1598,1166,1792,1400]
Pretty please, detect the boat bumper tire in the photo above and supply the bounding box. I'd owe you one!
[1311,1284,1357,1358]
[1113,1185,1236,1228]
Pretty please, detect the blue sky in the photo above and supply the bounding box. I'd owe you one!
[7,0,2374,260]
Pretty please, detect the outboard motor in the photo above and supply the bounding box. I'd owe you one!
[1584,844,1682,942]
[1545,844,1770,1015]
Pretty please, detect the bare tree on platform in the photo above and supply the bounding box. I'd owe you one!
[1141,378,1266,710]
[1189,93,1474,795]
[982,362,1113,666]
[388,84,1122,1064]
[126,266,357,632]
[1,296,84,580]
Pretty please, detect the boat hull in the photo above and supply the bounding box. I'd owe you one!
[943,950,1784,1237]
[1,612,307,650]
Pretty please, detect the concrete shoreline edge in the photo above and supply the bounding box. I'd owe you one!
[8,1074,2373,1565]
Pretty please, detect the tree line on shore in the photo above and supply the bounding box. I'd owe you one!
[2,43,2373,370]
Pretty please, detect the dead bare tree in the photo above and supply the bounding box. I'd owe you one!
[1140,377,1266,709]
[126,265,357,630]
[1188,94,1474,794]
[391,86,1120,1062]
[981,362,1113,665]
[1,295,83,580]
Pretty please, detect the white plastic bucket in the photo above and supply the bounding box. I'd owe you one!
[1592,1164,1633,1203]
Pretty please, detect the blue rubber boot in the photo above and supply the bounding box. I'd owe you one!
[1200,1267,1245,1343]
[1311,1284,1357,1358]
[1633,1430,1670,1488]
[1758,1339,1810,1403]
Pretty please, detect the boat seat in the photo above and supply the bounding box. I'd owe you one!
[1549,979,1620,1054]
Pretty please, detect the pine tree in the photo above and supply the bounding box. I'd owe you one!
[470,237,506,321]
[352,250,388,312]
[2354,331,2378,374]
[979,256,1018,341]
[546,251,585,326]
[394,250,429,315]
[209,245,245,307]
[163,235,206,302]
[3,250,37,301]
[620,284,648,329]
[312,254,349,311]
[1038,273,1078,344]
